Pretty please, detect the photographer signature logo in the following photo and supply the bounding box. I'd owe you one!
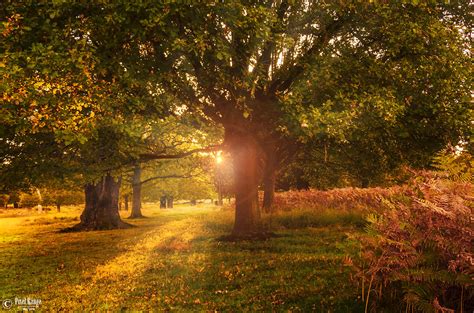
[2,299,13,310]
[2,297,42,310]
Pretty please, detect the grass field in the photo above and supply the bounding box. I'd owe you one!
[0,204,366,312]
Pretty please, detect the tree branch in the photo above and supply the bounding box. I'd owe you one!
[140,174,193,186]
[252,0,290,85]
[138,144,222,162]
[269,14,350,94]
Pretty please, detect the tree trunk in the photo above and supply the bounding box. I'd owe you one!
[129,164,144,218]
[69,174,131,231]
[166,196,173,208]
[124,195,129,211]
[262,141,279,213]
[13,202,18,208]
[218,191,223,206]
[160,196,167,209]
[56,203,61,212]
[262,169,276,213]
[227,131,261,237]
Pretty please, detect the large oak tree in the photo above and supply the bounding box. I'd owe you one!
[2,1,471,236]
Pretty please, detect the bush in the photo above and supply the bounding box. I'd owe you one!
[19,192,41,208]
[18,188,83,210]
[42,189,83,210]
[352,171,473,312]
[0,194,9,208]
[263,210,366,229]
[272,186,406,213]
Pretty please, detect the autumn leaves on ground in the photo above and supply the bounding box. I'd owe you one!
[0,203,364,312]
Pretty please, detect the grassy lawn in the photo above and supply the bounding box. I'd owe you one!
[0,204,366,312]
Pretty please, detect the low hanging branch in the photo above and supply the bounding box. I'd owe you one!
[139,174,194,186]
[138,144,222,162]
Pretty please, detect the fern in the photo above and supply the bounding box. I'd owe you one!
[355,172,473,312]
[432,150,473,183]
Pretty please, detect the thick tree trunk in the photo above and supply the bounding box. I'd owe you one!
[56,203,61,212]
[13,202,18,208]
[166,196,173,208]
[129,164,144,218]
[69,175,131,231]
[228,131,261,237]
[160,196,167,209]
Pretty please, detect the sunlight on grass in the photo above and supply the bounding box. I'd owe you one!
[0,204,365,311]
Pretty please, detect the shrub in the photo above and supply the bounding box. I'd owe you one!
[352,171,473,312]
[19,191,41,208]
[263,210,366,230]
[42,189,83,210]
[18,188,83,210]
[272,185,407,213]
[0,194,9,208]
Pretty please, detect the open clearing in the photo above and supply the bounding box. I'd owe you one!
[0,204,365,311]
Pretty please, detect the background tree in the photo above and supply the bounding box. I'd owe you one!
[2,1,471,237]
[155,1,470,236]
[1,2,201,229]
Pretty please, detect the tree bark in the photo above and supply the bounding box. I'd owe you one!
[262,140,280,212]
[217,189,223,206]
[160,196,167,209]
[227,131,261,237]
[166,196,173,208]
[129,163,144,218]
[262,164,277,213]
[56,203,61,212]
[124,195,129,211]
[13,202,18,208]
[69,174,131,231]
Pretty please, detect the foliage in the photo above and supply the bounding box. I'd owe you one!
[2,1,472,235]
[42,189,83,208]
[142,174,216,202]
[18,190,40,208]
[272,185,407,213]
[353,172,473,312]
[432,150,474,183]
[263,209,365,230]
[17,188,83,209]
[137,154,217,202]
[0,194,9,207]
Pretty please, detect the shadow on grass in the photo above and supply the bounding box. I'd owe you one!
[117,211,365,312]
[1,207,366,311]
[0,213,190,300]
